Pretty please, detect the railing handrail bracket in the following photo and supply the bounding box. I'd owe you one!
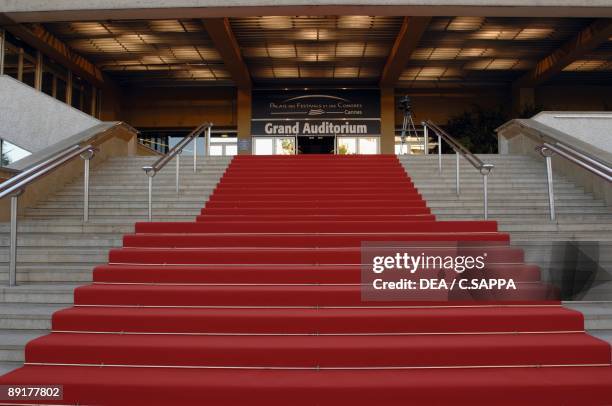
[142,122,213,221]
[422,120,495,220]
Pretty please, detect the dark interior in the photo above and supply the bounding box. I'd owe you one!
[298,136,335,154]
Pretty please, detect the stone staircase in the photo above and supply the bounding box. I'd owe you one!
[399,154,612,242]
[0,155,232,374]
[399,153,612,346]
[0,152,611,375]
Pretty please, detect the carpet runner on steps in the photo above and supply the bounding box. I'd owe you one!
[1,154,611,405]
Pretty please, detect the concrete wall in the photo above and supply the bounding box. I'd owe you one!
[0,75,100,153]
[497,117,612,207]
[532,112,612,154]
[0,123,141,221]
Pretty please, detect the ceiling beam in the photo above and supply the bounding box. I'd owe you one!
[513,18,612,88]
[0,14,107,88]
[202,18,251,89]
[380,16,431,88]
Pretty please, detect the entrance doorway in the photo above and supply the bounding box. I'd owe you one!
[298,136,335,154]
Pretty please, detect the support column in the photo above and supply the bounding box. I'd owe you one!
[0,28,5,76]
[66,70,73,105]
[51,75,57,98]
[34,50,43,90]
[17,48,23,81]
[237,87,252,155]
[380,87,396,155]
[91,87,97,117]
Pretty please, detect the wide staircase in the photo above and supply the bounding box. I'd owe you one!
[399,153,612,333]
[1,154,611,404]
[0,155,231,374]
[398,154,612,241]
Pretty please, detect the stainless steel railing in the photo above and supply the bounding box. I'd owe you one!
[536,142,612,221]
[422,120,495,220]
[0,143,97,286]
[142,122,212,221]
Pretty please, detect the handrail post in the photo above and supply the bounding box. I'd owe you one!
[205,126,211,156]
[148,176,153,221]
[483,173,488,220]
[193,133,198,173]
[8,192,21,286]
[143,166,155,221]
[80,148,96,223]
[437,134,442,173]
[176,153,180,194]
[480,164,495,220]
[538,147,556,221]
[423,125,428,155]
[455,151,460,196]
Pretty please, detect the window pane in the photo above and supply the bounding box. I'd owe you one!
[3,44,19,80]
[225,145,237,156]
[42,56,68,100]
[395,143,408,155]
[209,145,223,156]
[56,78,67,102]
[254,138,273,155]
[276,138,295,155]
[1,139,31,166]
[82,81,93,114]
[211,136,238,144]
[358,137,378,155]
[4,31,37,87]
[41,71,54,96]
[21,59,36,88]
[337,138,357,155]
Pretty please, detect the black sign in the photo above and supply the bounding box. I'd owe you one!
[251,89,380,136]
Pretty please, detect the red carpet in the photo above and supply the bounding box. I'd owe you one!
[1,154,611,405]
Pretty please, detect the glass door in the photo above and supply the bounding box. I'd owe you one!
[336,137,380,155]
[253,137,296,155]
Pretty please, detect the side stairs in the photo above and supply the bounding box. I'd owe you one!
[0,155,232,373]
[399,153,612,344]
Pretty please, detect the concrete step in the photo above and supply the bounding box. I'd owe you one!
[0,284,77,304]
[0,303,64,330]
[0,361,23,375]
[34,202,212,209]
[0,265,96,283]
[565,302,612,331]
[0,330,48,362]
[0,234,122,246]
[24,208,204,216]
[427,200,605,207]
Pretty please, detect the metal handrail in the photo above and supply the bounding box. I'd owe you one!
[422,120,495,220]
[0,142,97,286]
[536,141,612,221]
[142,122,213,221]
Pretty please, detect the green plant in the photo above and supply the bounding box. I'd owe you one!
[337,144,349,155]
[443,105,507,154]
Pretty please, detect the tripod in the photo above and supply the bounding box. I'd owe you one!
[399,102,419,155]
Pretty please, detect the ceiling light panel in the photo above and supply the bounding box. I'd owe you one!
[230,16,403,82]
[44,19,229,84]
[406,17,595,87]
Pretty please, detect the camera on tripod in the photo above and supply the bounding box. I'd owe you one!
[398,95,412,112]
[398,95,417,155]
